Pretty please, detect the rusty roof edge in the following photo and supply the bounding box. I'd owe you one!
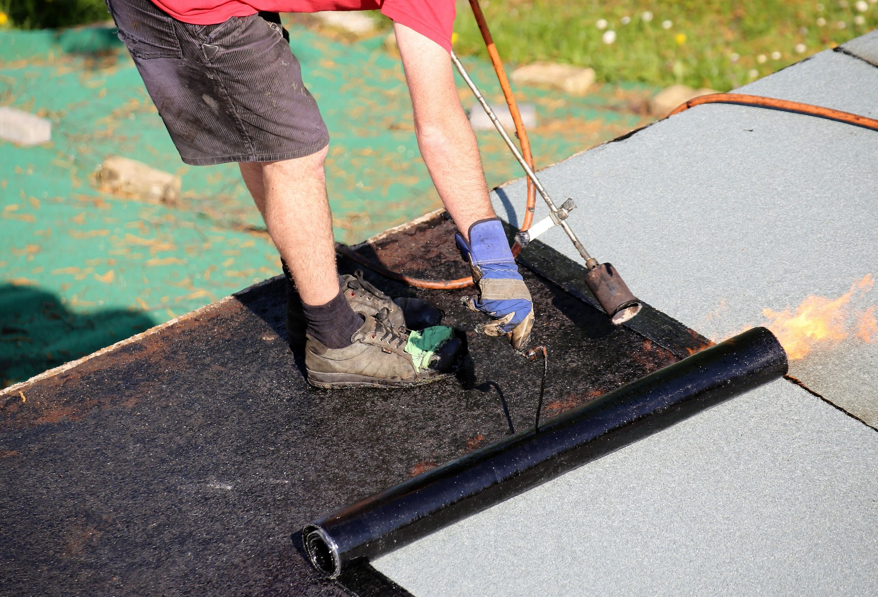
[2,272,299,397]
[8,199,659,397]
[0,292,245,398]
[1,211,450,397]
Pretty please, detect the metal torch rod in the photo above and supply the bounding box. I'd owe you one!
[450,51,596,267]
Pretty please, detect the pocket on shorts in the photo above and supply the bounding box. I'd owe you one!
[193,16,244,44]
[106,0,182,59]
[118,28,182,59]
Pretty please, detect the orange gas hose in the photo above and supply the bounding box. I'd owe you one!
[335,243,467,289]
[335,0,535,290]
[669,92,878,130]
[467,0,538,235]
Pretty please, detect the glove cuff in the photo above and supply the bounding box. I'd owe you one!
[463,218,514,265]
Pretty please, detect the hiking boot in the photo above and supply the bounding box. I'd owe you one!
[305,309,464,389]
[286,269,442,351]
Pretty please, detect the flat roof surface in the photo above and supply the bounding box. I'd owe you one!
[5,35,878,597]
[1,215,690,596]
[373,42,878,595]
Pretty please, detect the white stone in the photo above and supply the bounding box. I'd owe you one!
[0,107,52,146]
[312,11,376,37]
[511,62,596,96]
[649,84,718,117]
[98,156,181,205]
[468,103,537,132]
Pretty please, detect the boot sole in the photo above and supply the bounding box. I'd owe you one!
[306,369,452,390]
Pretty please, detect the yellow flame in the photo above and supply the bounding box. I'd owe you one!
[857,306,877,344]
[761,275,875,360]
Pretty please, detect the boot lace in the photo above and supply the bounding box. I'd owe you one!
[347,270,389,301]
[372,308,407,352]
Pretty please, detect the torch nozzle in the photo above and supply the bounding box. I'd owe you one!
[584,263,643,325]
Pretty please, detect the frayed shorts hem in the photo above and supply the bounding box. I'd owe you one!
[180,137,330,166]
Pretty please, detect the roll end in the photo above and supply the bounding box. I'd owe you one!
[303,525,341,579]
[744,326,790,376]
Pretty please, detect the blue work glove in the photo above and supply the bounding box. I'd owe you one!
[456,218,534,350]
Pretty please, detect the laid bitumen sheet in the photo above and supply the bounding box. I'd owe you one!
[1,215,690,596]
[372,44,878,594]
[488,46,878,428]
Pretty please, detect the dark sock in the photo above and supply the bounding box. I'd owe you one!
[302,290,364,349]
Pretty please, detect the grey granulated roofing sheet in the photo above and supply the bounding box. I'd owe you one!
[842,29,878,67]
[373,41,878,594]
[374,381,878,596]
[491,48,878,427]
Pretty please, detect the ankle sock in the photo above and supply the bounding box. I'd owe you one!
[302,290,364,349]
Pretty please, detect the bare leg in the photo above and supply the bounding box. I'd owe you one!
[238,148,339,306]
[239,161,267,219]
[394,23,496,242]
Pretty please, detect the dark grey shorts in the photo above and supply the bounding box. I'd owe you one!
[106,0,330,165]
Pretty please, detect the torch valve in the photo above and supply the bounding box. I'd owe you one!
[514,198,578,249]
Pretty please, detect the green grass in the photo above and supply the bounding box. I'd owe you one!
[452,0,878,90]
[1,0,876,89]
[0,0,108,30]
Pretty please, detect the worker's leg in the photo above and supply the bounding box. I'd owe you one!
[243,153,463,388]
[238,154,371,352]
[241,157,444,350]
[238,162,266,218]
[107,0,463,382]
[239,152,337,307]
[394,23,534,349]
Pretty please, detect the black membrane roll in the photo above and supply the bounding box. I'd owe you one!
[303,327,788,578]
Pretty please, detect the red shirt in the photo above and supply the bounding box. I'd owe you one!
[152,0,456,51]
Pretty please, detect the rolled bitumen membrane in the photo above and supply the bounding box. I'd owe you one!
[304,326,788,578]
